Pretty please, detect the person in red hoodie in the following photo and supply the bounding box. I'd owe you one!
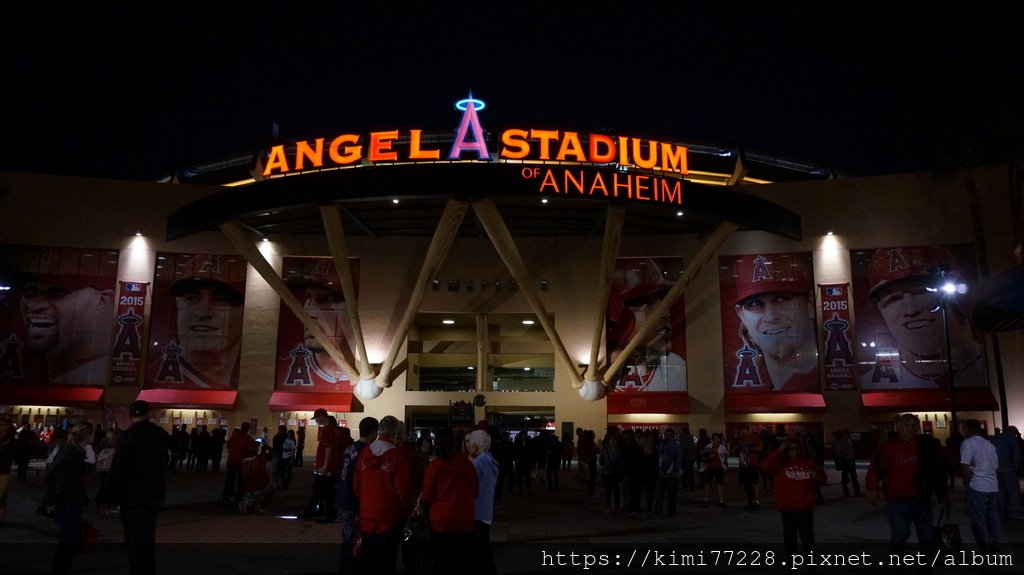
[761,435,826,555]
[223,422,257,502]
[419,428,478,574]
[353,415,414,575]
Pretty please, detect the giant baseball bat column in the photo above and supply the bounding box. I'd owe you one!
[584,206,625,385]
[320,205,373,380]
[472,198,584,390]
[374,199,469,392]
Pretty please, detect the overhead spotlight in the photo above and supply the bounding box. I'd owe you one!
[261,237,270,242]
[135,230,143,237]
[442,319,455,325]
[827,231,834,236]
[522,319,535,326]
[676,210,684,217]
[541,198,548,204]
[392,198,400,204]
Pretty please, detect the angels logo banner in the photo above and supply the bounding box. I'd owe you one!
[851,244,987,390]
[275,257,359,392]
[819,283,856,390]
[146,253,247,389]
[0,245,118,387]
[720,252,820,394]
[109,281,149,386]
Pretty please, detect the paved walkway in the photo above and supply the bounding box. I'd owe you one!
[2,460,1022,574]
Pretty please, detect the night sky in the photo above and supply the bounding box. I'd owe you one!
[3,3,1020,181]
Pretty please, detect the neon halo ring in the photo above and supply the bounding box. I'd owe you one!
[455,97,486,111]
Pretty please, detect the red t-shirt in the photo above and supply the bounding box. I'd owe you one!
[314,425,342,472]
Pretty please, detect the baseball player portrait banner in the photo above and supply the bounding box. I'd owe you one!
[146,253,248,390]
[819,283,856,390]
[851,244,987,391]
[720,252,821,394]
[109,281,149,387]
[275,256,360,392]
[0,244,119,387]
[605,257,688,413]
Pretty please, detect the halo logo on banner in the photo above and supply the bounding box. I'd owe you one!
[109,281,149,386]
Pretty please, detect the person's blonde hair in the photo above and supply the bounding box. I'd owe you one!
[69,422,94,447]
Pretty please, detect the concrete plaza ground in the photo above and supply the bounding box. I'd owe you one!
[2,459,1022,574]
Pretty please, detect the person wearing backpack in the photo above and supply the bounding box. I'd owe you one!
[94,431,117,515]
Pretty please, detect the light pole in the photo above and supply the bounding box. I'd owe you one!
[932,265,959,433]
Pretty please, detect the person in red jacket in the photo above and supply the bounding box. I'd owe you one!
[761,435,826,555]
[419,428,478,574]
[353,415,414,575]
[223,422,257,502]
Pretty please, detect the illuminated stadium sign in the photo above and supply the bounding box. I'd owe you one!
[261,95,687,205]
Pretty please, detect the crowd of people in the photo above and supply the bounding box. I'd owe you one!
[2,411,1023,574]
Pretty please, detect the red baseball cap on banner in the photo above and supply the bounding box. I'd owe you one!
[285,259,343,297]
[730,253,812,305]
[616,258,675,304]
[169,255,244,300]
[20,273,106,294]
[867,245,956,299]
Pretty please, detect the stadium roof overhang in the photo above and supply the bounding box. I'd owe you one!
[164,114,825,405]
[166,163,803,242]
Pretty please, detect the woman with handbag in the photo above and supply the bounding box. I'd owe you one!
[418,428,478,574]
[44,421,93,575]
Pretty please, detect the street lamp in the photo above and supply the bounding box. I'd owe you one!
[930,265,961,432]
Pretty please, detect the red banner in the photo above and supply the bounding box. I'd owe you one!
[274,257,359,392]
[819,283,856,390]
[146,253,247,389]
[109,281,148,386]
[851,244,987,390]
[0,245,119,387]
[719,252,820,394]
[606,257,688,399]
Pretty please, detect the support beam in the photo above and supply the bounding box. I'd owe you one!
[602,220,738,386]
[220,220,360,383]
[375,199,469,387]
[472,199,584,389]
[320,205,373,379]
[585,206,624,384]
[476,314,488,391]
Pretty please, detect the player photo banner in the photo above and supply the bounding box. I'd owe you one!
[720,252,820,394]
[146,253,247,390]
[851,244,987,391]
[0,244,119,387]
[109,281,148,387]
[275,257,360,392]
[819,283,856,390]
[606,257,688,401]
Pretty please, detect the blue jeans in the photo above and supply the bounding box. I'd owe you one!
[966,487,1002,550]
[337,510,358,575]
[886,497,935,555]
[996,468,1021,519]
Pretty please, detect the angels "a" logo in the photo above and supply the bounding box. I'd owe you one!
[887,248,910,274]
[750,255,773,283]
